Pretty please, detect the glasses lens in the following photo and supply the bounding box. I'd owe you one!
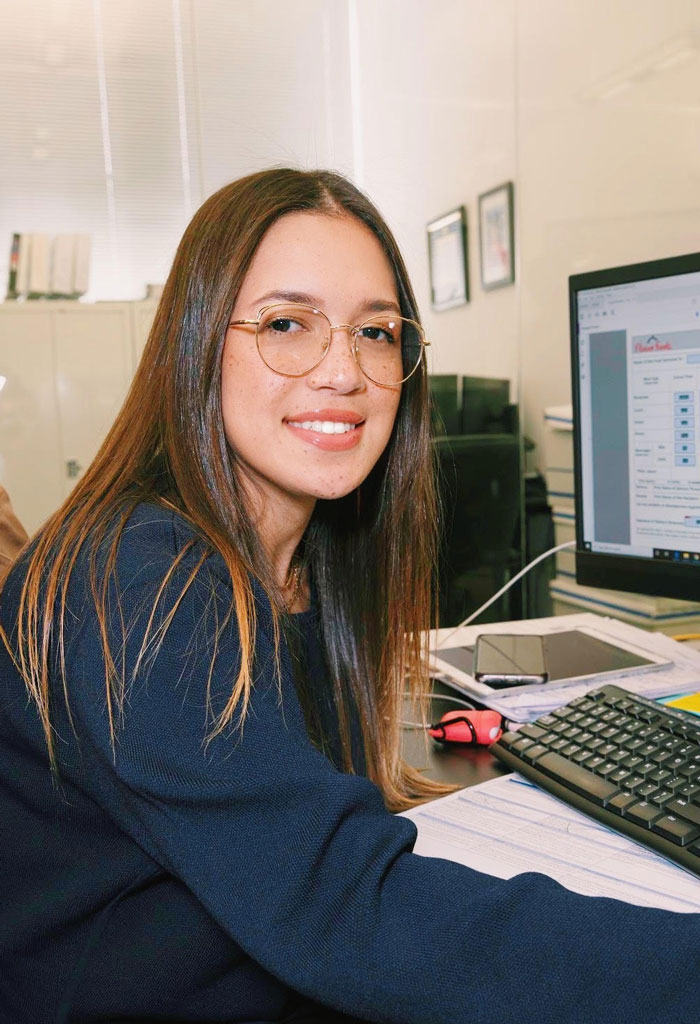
[355,316,423,386]
[256,304,327,376]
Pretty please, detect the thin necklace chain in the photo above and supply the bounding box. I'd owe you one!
[283,560,304,612]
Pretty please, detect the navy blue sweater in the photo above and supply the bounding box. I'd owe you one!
[1,504,699,1023]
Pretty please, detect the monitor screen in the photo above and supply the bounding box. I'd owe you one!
[570,251,700,600]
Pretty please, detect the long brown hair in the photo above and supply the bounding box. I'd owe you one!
[8,168,451,811]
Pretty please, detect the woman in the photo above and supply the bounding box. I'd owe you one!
[0,168,697,1023]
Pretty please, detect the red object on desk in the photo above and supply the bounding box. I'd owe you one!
[428,709,505,746]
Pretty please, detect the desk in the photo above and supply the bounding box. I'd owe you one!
[407,612,700,787]
[402,617,700,912]
[401,680,508,787]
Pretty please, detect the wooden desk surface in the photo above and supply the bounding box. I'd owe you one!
[401,681,509,788]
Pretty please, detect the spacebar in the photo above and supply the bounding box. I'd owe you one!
[535,752,618,805]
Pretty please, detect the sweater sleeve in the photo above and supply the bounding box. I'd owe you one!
[58,510,700,1024]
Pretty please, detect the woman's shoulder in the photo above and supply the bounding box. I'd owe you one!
[3,500,227,605]
[109,500,230,589]
[119,500,205,559]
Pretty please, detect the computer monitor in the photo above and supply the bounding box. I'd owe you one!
[569,251,700,600]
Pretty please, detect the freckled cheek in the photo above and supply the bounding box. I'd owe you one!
[222,356,290,416]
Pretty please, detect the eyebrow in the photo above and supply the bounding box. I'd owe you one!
[251,290,402,317]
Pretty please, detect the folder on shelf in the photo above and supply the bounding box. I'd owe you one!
[16,234,30,296]
[6,233,20,297]
[50,234,74,296]
[28,233,50,297]
[72,234,91,296]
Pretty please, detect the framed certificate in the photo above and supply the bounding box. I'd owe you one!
[478,182,515,290]
[426,206,469,311]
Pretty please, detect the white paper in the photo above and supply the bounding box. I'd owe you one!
[430,612,700,722]
[403,774,700,913]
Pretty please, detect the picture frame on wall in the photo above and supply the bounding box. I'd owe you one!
[478,182,515,290]
[426,206,469,311]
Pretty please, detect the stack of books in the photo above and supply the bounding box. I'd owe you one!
[6,233,91,300]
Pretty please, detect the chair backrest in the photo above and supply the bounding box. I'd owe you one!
[433,434,522,626]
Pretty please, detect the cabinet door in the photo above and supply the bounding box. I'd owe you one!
[53,306,133,500]
[0,309,63,535]
[131,301,157,367]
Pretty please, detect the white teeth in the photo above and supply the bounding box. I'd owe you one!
[289,420,358,434]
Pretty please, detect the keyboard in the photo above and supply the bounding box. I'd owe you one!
[490,684,700,878]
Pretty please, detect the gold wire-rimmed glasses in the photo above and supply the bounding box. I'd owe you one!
[228,303,429,387]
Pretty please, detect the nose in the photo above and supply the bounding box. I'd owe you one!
[305,325,365,393]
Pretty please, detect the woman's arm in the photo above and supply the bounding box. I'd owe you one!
[54,507,700,1024]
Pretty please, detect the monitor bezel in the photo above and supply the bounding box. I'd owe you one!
[569,250,700,602]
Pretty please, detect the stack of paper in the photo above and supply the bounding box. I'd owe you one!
[403,775,700,912]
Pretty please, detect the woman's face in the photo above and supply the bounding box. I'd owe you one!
[221,211,403,515]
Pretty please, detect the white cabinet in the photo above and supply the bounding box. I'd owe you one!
[53,306,134,503]
[131,301,157,364]
[0,301,156,534]
[0,308,63,534]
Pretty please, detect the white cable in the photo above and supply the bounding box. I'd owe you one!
[437,539,577,649]
[400,691,476,730]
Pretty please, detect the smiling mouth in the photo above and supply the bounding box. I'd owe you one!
[287,420,360,435]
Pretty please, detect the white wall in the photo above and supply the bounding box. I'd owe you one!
[1,0,699,467]
[353,0,519,392]
[517,0,700,457]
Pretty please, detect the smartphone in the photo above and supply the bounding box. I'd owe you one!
[473,634,548,688]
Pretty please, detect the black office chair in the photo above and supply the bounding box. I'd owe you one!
[433,434,523,627]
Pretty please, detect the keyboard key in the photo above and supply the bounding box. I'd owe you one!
[624,773,645,790]
[667,799,700,827]
[652,815,700,847]
[638,742,661,758]
[576,716,597,731]
[674,743,696,757]
[523,743,548,764]
[551,737,571,752]
[608,747,628,764]
[510,737,535,754]
[660,737,686,754]
[626,802,664,828]
[537,752,618,805]
[607,791,637,814]
[675,783,700,800]
[498,731,523,749]
[581,754,605,771]
[624,738,645,753]
[518,724,548,741]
